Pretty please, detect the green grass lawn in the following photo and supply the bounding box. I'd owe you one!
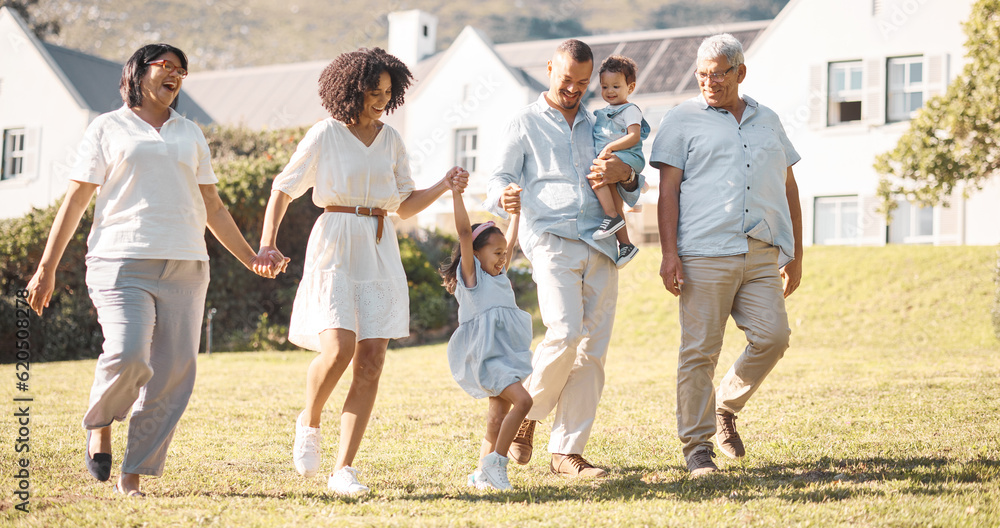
[3,246,999,527]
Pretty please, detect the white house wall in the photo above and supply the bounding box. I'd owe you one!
[401,28,533,226]
[0,9,92,219]
[742,0,999,246]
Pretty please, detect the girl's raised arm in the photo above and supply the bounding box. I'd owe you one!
[503,213,520,275]
[453,189,478,289]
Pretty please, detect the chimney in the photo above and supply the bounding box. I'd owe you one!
[387,10,437,67]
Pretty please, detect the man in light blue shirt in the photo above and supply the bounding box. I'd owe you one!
[650,33,803,477]
[485,39,643,478]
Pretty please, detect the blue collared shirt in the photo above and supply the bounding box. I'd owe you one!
[650,94,800,267]
[486,93,645,262]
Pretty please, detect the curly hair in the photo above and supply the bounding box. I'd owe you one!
[318,47,413,124]
[439,223,504,294]
[599,55,638,86]
[120,43,188,109]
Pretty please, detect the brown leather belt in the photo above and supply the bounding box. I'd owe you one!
[324,205,388,243]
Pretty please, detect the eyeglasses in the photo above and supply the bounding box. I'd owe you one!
[695,66,734,83]
[147,60,188,78]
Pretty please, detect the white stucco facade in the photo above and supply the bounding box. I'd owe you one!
[742,0,1000,245]
[385,27,536,229]
[0,8,94,219]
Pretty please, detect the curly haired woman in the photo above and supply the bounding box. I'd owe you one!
[256,47,468,495]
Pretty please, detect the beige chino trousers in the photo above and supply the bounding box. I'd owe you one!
[525,233,618,455]
[677,239,791,462]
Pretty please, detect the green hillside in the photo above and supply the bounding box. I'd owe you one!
[24,0,788,70]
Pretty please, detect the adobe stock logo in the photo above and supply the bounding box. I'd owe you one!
[876,0,933,40]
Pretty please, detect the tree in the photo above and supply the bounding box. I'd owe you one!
[874,0,1000,214]
[1,0,59,38]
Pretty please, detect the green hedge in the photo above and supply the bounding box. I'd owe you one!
[0,126,461,361]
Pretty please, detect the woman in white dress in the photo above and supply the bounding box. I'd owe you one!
[257,47,469,495]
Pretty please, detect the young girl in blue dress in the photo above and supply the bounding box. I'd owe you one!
[439,183,533,491]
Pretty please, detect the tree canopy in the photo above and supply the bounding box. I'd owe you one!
[874,0,1000,215]
[1,0,59,38]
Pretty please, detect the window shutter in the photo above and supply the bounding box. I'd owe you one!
[925,54,949,98]
[863,58,885,125]
[21,127,41,179]
[808,64,824,128]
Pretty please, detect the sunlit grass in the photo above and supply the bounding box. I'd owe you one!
[2,246,998,527]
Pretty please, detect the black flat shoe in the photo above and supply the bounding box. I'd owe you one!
[85,429,112,482]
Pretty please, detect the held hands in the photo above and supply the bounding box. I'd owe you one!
[253,246,290,279]
[446,166,470,193]
[499,183,522,215]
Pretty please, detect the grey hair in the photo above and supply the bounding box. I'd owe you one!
[696,33,745,68]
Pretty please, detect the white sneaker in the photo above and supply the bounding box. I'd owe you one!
[328,466,370,496]
[293,412,321,477]
[467,469,494,490]
[480,452,512,490]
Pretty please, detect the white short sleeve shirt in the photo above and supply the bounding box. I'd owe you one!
[71,106,218,260]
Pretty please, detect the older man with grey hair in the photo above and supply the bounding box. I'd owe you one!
[650,33,803,477]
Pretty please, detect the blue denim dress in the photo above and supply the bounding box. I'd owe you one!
[593,103,651,174]
[447,257,533,399]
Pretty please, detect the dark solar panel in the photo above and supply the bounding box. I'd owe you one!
[637,36,701,95]
[617,39,662,77]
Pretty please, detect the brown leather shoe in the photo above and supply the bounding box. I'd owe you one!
[550,453,608,478]
[715,411,745,459]
[508,419,536,465]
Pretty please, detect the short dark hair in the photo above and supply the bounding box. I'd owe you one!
[599,55,639,85]
[120,44,188,109]
[555,39,593,65]
[318,47,413,124]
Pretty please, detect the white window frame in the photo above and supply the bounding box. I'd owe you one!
[889,199,935,244]
[2,128,27,181]
[814,195,862,245]
[455,128,478,174]
[887,56,925,122]
[827,61,864,126]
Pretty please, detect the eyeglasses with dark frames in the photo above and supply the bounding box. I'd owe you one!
[147,60,188,78]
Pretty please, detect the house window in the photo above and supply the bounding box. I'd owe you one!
[887,56,924,122]
[828,61,863,125]
[2,128,26,180]
[814,196,860,245]
[889,200,934,244]
[455,129,477,173]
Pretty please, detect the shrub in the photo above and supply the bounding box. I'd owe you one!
[0,197,101,363]
[398,231,458,345]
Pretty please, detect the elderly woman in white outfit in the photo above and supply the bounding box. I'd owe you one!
[26,44,282,497]
[257,47,468,495]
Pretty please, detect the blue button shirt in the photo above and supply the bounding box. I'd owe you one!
[650,95,800,267]
[486,94,645,262]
